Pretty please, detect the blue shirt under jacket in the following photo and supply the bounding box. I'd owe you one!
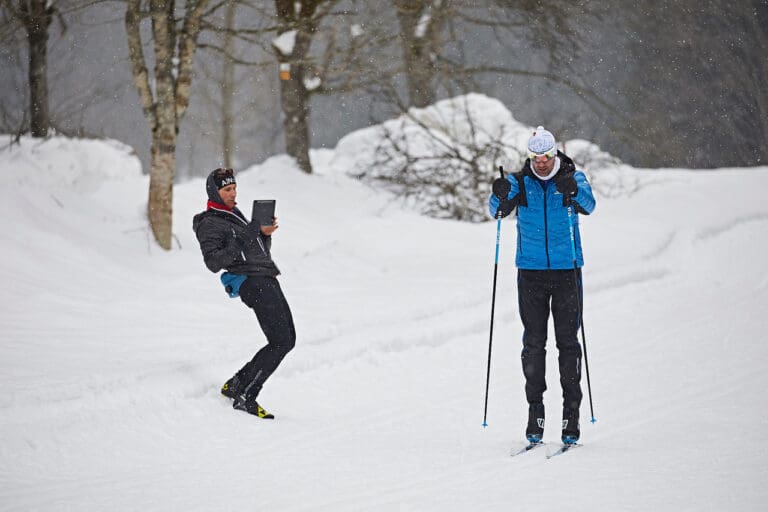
[488,164,596,270]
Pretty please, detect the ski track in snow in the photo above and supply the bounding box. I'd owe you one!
[694,213,768,242]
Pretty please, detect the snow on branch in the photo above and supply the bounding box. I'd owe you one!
[272,30,297,56]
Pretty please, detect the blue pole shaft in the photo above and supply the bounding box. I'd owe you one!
[567,204,596,423]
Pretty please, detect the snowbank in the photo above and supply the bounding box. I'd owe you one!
[0,135,142,193]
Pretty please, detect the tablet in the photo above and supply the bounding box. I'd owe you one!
[252,199,276,226]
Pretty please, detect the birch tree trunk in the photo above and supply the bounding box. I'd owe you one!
[125,0,208,250]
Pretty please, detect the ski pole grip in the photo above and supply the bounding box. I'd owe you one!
[498,165,505,179]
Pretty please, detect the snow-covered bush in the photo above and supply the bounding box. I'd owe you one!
[331,94,531,222]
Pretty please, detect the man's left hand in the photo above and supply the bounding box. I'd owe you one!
[555,171,577,198]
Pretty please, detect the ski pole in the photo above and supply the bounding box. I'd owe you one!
[566,202,596,424]
[483,165,505,428]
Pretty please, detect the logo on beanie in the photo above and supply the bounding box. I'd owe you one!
[217,176,235,188]
[212,168,236,189]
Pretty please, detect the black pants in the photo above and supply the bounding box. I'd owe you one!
[235,276,296,399]
[518,269,583,410]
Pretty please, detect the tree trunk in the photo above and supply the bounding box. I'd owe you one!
[395,1,436,108]
[125,0,208,250]
[221,1,236,167]
[274,0,316,174]
[278,64,312,173]
[394,0,451,109]
[148,141,176,250]
[146,0,178,250]
[20,0,53,137]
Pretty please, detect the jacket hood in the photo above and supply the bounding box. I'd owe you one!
[192,211,206,234]
[206,173,223,203]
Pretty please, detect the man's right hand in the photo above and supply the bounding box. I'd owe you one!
[492,177,511,199]
[489,194,515,219]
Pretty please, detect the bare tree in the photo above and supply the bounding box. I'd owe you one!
[1,0,118,138]
[349,95,524,222]
[125,0,209,250]
[220,0,237,167]
[621,0,768,167]
[1,0,63,136]
[192,0,391,175]
[392,0,452,108]
[271,0,343,173]
[0,10,28,135]
[389,0,607,115]
[178,0,275,174]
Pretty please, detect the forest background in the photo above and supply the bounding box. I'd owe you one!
[1,0,766,248]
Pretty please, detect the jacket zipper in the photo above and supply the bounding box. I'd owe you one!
[542,181,551,269]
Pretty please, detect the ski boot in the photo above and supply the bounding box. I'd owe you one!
[220,376,239,400]
[561,407,580,444]
[233,394,275,419]
[526,403,545,444]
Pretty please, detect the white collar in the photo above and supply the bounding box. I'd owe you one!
[534,157,561,181]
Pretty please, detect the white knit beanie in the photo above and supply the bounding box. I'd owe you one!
[527,126,556,154]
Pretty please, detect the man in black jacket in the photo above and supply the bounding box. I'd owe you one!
[193,168,295,419]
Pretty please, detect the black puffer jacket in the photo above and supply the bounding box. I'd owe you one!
[192,205,280,277]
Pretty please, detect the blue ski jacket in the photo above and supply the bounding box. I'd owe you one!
[488,155,596,270]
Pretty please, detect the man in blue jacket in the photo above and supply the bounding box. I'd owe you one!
[489,126,596,445]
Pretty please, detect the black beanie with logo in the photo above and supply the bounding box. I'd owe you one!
[206,168,236,203]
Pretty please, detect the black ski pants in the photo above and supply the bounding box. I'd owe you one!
[235,276,296,399]
[517,269,583,411]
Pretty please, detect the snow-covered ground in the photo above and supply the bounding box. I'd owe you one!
[1,98,767,510]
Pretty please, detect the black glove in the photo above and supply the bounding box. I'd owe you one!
[496,198,515,218]
[492,177,511,199]
[554,171,577,205]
